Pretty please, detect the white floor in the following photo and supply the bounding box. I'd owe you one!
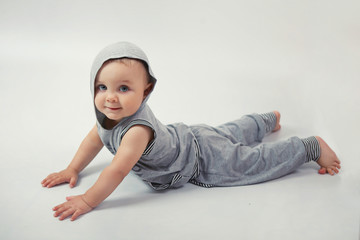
[1,1,359,239]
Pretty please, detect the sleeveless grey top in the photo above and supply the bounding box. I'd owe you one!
[97,103,199,190]
[90,42,198,190]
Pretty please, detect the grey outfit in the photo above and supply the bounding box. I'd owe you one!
[189,116,306,187]
[90,42,319,190]
[96,103,199,190]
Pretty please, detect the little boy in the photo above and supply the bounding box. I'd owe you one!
[42,42,341,221]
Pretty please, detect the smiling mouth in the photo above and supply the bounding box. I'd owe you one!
[107,107,121,111]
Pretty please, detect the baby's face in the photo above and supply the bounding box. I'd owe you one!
[94,60,151,124]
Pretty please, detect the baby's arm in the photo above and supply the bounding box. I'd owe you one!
[41,124,103,188]
[52,125,153,221]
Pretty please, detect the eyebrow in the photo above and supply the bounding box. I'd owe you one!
[96,79,131,84]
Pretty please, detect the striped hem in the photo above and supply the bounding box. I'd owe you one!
[301,136,321,162]
[148,173,183,190]
[259,112,277,133]
[189,179,214,188]
[189,158,214,188]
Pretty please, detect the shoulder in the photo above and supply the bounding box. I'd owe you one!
[113,124,154,162]
[121,125,154,149]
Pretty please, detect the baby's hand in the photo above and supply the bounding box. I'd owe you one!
[53,195,93,221]
[41,168,78,188]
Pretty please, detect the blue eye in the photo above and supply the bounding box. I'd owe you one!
[98,85,107,91]
[119,86,129,92]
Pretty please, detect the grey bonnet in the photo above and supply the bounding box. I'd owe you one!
[89,41,157,126]
[90,41,157,98]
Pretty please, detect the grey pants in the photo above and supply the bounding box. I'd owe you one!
[190,114,307,187]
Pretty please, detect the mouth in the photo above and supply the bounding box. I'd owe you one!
[106,107,122,111]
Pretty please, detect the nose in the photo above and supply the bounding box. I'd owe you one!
[106,93,118,103]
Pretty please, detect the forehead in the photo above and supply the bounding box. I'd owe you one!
[96,59,147,83]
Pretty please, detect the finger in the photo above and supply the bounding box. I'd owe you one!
[42,176,58,187]
[54,206,67,217]
[42,173,58,183]
[47,177,68,188]
[69,177,77,188]
[41,179,49,186]
[42,174,55,182]
[71,210,82,221]
[66,196,77,201]
[41,180,49,187]
[42,177,55,187]
[46,180,60,188]
[53,202,66,211]
[59,208,75,221]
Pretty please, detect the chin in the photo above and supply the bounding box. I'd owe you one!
[106,114,122,122]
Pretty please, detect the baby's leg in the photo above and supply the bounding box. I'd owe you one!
[315,137,341,175]
[192,135,308,187]
[215,111,281,146]
[259,111,281,133]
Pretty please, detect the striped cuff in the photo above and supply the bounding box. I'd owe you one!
[301,136,321,162]
[259,112,277,133]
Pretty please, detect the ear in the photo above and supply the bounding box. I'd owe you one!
[143,83,154,100]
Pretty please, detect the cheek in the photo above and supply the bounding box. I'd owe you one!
[94,94,104,108]
[124,95,143,111]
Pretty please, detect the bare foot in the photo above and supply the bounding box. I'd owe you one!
[272,111,281,132]
[315,136,341,175]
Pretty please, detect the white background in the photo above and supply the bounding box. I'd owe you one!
[1,0,359,239]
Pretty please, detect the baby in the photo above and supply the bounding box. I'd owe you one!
[42,42,341,221]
